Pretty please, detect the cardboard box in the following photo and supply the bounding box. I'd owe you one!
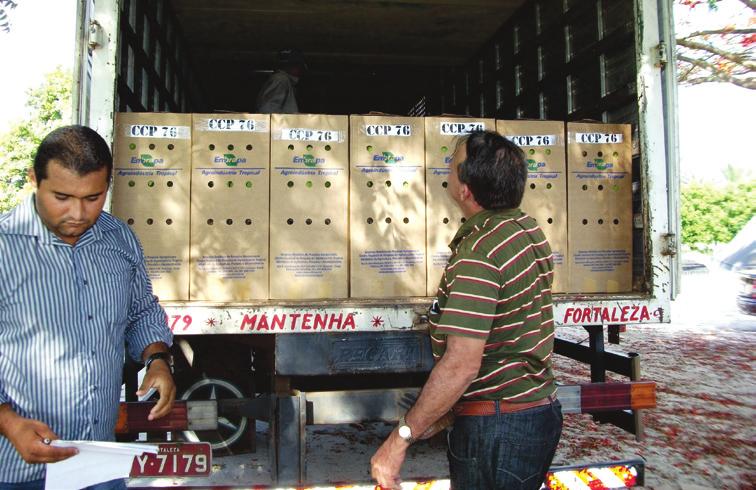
[269,114,349,299]
[497,120,568,293]
[566,122,633,293]
[425,117,495,296]
[190,114,270,300]
[349,115,426,297]
[111,113,192,301]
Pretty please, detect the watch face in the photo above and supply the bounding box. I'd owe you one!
[398,425,412,439]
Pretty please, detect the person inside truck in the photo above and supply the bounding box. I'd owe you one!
[0,125,175,490]
[255,48,307,114]
[371,130,563,490]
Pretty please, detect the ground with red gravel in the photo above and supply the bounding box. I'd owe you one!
[554,323,756,489]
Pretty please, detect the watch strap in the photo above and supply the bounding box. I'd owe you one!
[145,351,174,374]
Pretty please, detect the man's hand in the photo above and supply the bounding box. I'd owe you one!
[0,406,77,464]
[136,360,176,421]
[370,429,409,490]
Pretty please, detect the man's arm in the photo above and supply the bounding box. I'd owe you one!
[370,335,485,489]
[0,404,78,464]
[137,342,176,421]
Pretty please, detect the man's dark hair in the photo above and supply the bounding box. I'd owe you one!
[457,130,527,210]
[33,125,113,183]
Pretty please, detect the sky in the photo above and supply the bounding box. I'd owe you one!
[0,0,753,184]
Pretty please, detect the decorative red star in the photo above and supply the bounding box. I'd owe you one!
[371,316,384,327]
[206,318,217,327]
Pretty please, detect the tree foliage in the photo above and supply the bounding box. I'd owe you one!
[0,67,72,212]
[681,180,756,252]
[676,0,756,89]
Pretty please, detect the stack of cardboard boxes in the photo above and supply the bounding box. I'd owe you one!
[111,113,632,301]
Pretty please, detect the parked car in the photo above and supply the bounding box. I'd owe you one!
[736,269,756,315]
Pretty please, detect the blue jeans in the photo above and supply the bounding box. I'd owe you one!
[447,399,563,490]
[0,478,126,490]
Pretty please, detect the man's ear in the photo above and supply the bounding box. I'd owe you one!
[27,168,38,189]
[458,182,473,203]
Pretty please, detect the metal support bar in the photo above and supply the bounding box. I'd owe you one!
[273,395,304,486]
[554,335,636,377]
[630,353,645,441]
[586,325,606,383]
[608,324,622,344]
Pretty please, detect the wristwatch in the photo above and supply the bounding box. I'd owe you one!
[145,351,174,374]
[397,415,416,444]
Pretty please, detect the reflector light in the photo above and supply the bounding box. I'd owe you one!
[543,461,643,489]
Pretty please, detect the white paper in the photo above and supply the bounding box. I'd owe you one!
[45,441,158,490]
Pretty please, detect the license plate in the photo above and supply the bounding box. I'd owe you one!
[130,442,211,477]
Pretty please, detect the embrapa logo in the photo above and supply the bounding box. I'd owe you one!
[293,154,325,167]
[214,154,247,166]
[527,159,546,172]
[373,151,404,164]
[586,158,614,171]
[130,154,163,167]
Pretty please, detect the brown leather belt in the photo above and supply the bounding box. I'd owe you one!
[452,394,556,416]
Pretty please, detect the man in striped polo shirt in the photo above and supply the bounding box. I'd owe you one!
[372,130,562,489]
[0,126,175,489]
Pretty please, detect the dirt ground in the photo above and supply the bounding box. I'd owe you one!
[554,323,756,490]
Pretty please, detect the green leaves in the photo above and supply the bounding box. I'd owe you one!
[0,67,72,212]
[681,180,756,252]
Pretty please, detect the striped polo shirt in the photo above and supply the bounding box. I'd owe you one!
[429,208,556,403]
[0,195,172,483]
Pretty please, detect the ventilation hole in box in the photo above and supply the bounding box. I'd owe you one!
[403,181,409,188]
[366,145,373,152]
[287,181,294,188]
[441,145,448,153]
[166,218,172,225]
[597,151,603,157]
[246,181,252,188]
[442,181,448,188]
[245,219,252,225]
[128,181,135,187]
[461,217,467,223]
[385,180,392,187]
[613,151,619,157]
[148,144,155,150]
[287,218,294,225]
[227,181,233,188]
[306,145,313,151]
[545,148,551,155]
[127,218,134,225]
[443,218,449,224]
[582,184,588,191]
[226,219,233,225]
[167,144,174,150]
[582,151,588,157]
[146,218,154,225]
[325,181,331,188]
[367,217,374,224]
[306,218,312,225]
[598,219,604,225]
[325,218,331,225]
[530,183,536,189]
[613,218,620,225]
[547,218,553,224]
[208,181,215,188]
[367,181,373,188]
[288,144,294,151]
[598,184,604,191]
[582,219,588,225]
[385,217,392,224]
[167,181,173,187]
[306,181,313,188]
[325,145,331,151]
[207,218,214,225]
[528,149,535,155]
[246,144,253,151]
[147,180,155,188]
[209,144,215,151]
[227,144,234,151]
[546,183,552,189]
[129,143,136,150]
[403,218,409,224]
